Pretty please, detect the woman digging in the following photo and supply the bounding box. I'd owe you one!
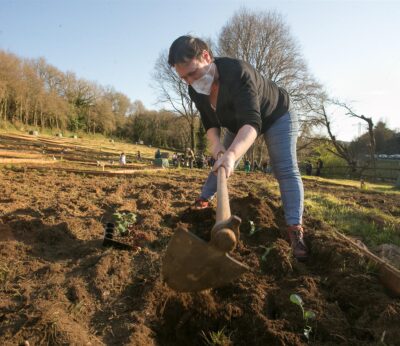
[168,35,308,260]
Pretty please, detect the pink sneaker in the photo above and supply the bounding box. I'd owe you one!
[193,197,210,210]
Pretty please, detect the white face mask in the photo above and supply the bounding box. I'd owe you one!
[191,63,215,95]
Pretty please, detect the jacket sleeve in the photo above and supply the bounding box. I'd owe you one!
[231,68,262,135]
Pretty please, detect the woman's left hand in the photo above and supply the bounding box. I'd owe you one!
[212,151,236,178]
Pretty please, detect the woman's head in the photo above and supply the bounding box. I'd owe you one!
[169,35,216,94]
[168,35,213,67]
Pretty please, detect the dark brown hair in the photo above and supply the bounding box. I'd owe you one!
[168,35,213,66]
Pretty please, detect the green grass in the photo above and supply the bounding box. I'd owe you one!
[305,191,400,247]
[250,175,400,247]
[302,176,400,195]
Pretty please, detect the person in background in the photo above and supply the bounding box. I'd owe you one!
[186,147,195,168]
[261,161,269,173]
[305,161,313,176]
[316,158,323,176]
[253,160,260,172]
[244,158,251,173]
[196,152,205,169]
[168,35,308,260]
[172,152,178,167]
[119,152,126,166]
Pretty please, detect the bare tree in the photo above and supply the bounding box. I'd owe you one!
[131,100,146,116]
[217,8,324,158]
[152,51,199,150]
[218,8,323,112]
[332,100,376,178]
[306,96,376,177]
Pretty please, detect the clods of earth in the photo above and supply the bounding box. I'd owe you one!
[1,133,399,346]
[1,164,399,345]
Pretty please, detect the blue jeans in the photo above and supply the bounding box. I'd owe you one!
[200,111,304,225]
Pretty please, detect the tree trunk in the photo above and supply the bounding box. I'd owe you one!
[258,142,264,164]
[40,107,44,128]
[24,100,29,125]
[2,98,6,121]
[190,121,195,150]
[366,118,376,181]
[19,97,23,123]
[33,102,38,127]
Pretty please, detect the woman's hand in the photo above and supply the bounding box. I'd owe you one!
[212,151,236,178]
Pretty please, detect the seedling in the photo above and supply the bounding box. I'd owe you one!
[200,326,232,346]
[248,220,261,236]
[289,294,316,340]
[260,245,273,262]
[113,212,137,236]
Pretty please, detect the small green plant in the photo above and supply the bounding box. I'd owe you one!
[260,245,273,261]
[248,220,261,236]
[290,294,316,340]
[359,258,379,275]
[200,326,232,345]
[113,212,137,235]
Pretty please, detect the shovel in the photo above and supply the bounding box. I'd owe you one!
[162,165,249,292]
[333,230,400,297]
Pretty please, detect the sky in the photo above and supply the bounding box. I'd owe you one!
[0,0,399,141]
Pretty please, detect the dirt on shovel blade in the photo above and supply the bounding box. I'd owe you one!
[0,166,399,345]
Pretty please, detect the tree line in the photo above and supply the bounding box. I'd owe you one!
[0,50,200,150]
[1,7,398,164]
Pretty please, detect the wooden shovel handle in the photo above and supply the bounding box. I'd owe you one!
[216,165,231,222]
[334,230,400,296]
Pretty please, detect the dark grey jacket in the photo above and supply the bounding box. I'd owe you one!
[189,57,289,135]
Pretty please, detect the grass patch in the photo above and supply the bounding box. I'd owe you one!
[0,127,176,161]
[305,191,400,247]
[302,176,400,195]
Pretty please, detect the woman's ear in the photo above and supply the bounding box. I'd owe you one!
[201,50,212,64]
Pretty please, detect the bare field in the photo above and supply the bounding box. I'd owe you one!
[0,134,399,345]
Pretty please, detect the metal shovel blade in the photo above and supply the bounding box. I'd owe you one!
[162,227,249,292]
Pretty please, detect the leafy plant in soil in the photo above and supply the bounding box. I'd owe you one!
[260,245,274,262]
[112,212,137,236]
[248,220,256,235]
[289,294,316,341]
[200,326,232,346]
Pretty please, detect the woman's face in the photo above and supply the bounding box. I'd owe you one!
[174,50,212,85]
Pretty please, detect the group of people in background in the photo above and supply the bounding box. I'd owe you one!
[119,148,323,177]
[304,158,324,176]
[171,149,212,169]
[168,150,272,174]
[244,158,270,173]
[116,151,142,166]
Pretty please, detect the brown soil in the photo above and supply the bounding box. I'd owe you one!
[0,135,399,345]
